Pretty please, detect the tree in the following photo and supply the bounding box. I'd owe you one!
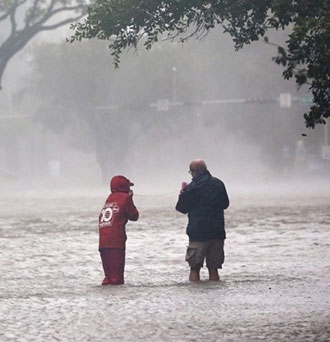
[21,30,309,182]
[69,0,330,128]
[17,39,197,181]
[0,0,88,89]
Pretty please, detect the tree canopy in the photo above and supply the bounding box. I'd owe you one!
[0,0,88,89]
[20,31,311,180]
[69,0,330,128]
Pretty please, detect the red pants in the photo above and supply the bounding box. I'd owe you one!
[100,248,125,285]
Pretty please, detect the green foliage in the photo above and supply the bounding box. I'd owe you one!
[69,0,330,128]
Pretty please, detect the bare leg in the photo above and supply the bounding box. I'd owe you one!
[189,267,200,282]
[208,268,220,281]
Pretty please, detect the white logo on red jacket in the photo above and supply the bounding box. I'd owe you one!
[99,202,119,228]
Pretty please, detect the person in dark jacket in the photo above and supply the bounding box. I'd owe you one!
[98,175,139,285]
[175,159,229,281]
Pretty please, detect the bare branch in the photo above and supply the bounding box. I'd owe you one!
[0,0,88,89]
[25,0,41,26]
[41,15,86,31]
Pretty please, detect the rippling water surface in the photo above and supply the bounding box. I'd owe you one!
[1,186,330,341]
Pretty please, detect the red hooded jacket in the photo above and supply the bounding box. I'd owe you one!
[99,175,139,249]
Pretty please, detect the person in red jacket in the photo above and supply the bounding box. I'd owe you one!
[99,175,139,285]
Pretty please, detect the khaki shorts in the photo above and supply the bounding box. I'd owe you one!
[185,239,225,269]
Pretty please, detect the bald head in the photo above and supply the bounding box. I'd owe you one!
[189,159,207,176]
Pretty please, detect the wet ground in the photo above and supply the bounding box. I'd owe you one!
[1,184,330,341]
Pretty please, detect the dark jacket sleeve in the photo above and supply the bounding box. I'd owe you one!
[221,183,230,210]
[175,190,195,214]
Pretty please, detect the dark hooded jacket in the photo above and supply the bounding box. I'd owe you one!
[175,171,229,241]
[99,175,139,249]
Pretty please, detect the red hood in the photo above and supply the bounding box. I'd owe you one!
[110,175,132,193]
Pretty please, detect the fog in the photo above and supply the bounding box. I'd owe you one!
[1,25,329,199]
[1,22,330,342]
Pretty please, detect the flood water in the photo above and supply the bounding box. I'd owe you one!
[1,182,330,341]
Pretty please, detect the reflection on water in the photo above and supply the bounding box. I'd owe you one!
[1,190,330,341]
